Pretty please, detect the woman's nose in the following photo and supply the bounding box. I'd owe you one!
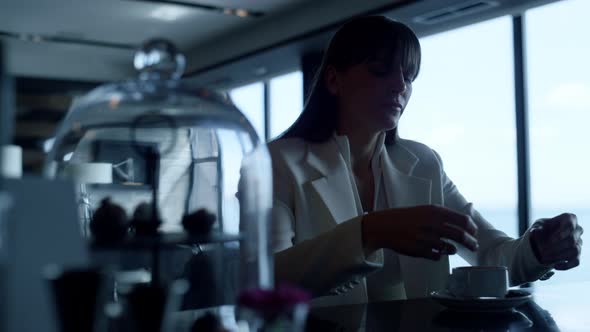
[390,68,406,93]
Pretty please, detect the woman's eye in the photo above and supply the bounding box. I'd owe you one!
[369,68,389,77]
[367,64,391,77]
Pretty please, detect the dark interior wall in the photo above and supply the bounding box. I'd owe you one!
[13,77,99,172]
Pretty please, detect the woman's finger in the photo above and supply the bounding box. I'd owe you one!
[545,223,579,246]
[547,221,575,243]
[578,225,584,236]
[423,249,442,261]
[438,223,478,251]
[432,240,457,255]
[542,246,581,264]
[414,234,441,259]
[535,218,560,233]
[540,232,584,257]
[416,234,458,256]
[555,258,580,271]
[542,236,578,254]
[437,208,478,236]
[551,212,577,224]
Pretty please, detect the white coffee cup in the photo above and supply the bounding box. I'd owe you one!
[447,266,508,298]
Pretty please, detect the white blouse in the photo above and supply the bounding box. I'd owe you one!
[334,134,406,301]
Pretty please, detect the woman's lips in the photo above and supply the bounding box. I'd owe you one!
[381,101,402,112]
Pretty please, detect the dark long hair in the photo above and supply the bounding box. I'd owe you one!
[281,16,421,145]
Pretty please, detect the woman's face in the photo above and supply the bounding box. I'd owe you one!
[326,51,414,135]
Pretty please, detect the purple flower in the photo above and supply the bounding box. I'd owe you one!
[237,284,311,321]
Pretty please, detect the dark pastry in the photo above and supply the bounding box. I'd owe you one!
[90,198,129,243]
[130,202,161,235]
[191,312,228,332]
[182,208,216,235]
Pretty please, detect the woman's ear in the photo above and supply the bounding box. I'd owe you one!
[324,65,340,96]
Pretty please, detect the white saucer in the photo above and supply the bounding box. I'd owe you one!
[430,289,532,312]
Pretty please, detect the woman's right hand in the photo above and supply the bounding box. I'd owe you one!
[361,205,479,260]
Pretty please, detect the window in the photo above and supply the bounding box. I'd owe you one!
[229,72,303,142]
[527,0,590,284]
[399,17,517,268]
[230,83,265,141]
[269,71,303,140]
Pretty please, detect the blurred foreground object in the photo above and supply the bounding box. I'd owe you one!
[0,145,22,179]
[44,39,274,311]
[2,178,88,332]
[237,284,311,332]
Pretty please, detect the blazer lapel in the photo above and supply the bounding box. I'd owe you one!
[382,142,448,298]
[305,139,360,225]
[381,142,432,209]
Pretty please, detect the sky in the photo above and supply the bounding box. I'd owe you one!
[402,0,590,213]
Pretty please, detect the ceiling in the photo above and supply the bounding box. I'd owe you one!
[0,0,408,81]
[0,0,559,85]
[184,0,560,90]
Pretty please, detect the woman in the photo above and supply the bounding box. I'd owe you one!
[267,16,583,306]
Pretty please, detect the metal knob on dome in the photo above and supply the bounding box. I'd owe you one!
[133,39,186,81]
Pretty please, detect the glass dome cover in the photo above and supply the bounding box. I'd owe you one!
[44,39,273,298]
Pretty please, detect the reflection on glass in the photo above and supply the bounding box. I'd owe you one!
[399,16,517,268]
[527,0,590,285]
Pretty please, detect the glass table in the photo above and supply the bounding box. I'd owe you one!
[306,281,590,331]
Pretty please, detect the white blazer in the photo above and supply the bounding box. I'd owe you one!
[267,135,550,306]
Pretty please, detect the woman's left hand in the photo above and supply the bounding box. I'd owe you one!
[530,213,583,270]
